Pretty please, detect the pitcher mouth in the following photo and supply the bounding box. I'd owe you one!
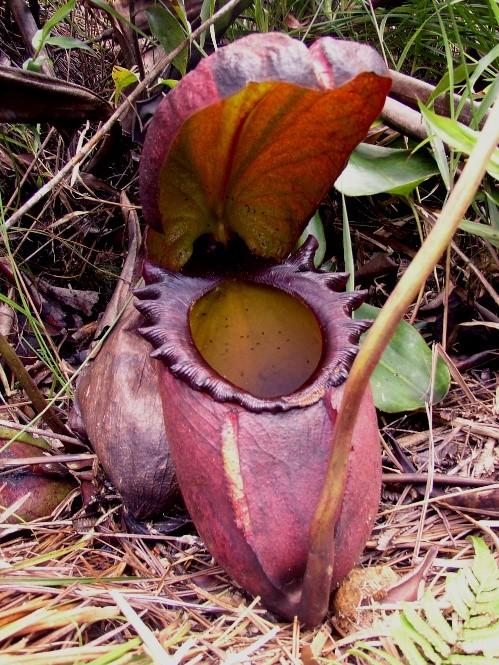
[189,279,324,400]
[134,236,370,413]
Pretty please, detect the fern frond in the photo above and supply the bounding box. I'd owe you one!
[351,537,499,665]
[349,644,405,665]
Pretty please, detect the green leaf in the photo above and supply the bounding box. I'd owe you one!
[32,0,76,51]
[199,0,215,49]
[335,143,438,197]
[348,648,388,665]
[111,66,139,104]
[351,538,499,665]
[391,620,429,665]
[461,622,499,654]
[468,615,497,629]
[430,62,474,101]
[477,75,499,125]
[459,220,499,248]
[159,78,179,89]
[342,194,355,291]
[298,211,326,268]
[488,0,499,23]
[350,644,405,665]
[23,57,46,73]
[146,5,188,76]
[354,303,450,413]
[87,638,142,665]
[169,0,191,33]
[467,45,499,105]
[427,130,451,191]
[447,569,474,620]
[471,536,499,589]
[44,35,93,51]
[419,104,499,180]
[403,604,450,657]
[31,28,44,52]
[398,614,443,664]
[422,591,458,644]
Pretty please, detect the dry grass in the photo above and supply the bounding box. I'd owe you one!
[0,1,498,663]
[0,378,496,663]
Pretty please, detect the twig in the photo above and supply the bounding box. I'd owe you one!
[0,418,83,446]
[128,0,145,80]
[451,418,499,439]
[2,0,245,232]
[298,98,499,626]
[382,473,494,488]
[389,69,487,128]
[381,96,427,140]
[455,350,499,372]
[0,453,95,467]
[436,344,477,404]
[0,333,69,437]
[451,240,499,307]
[379,483,499,516]
[444,506,499,553]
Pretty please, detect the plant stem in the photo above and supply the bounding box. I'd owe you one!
[298,98,499,626]
[0,333,69,437]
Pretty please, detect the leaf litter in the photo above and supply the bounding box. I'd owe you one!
[0,0,497,662]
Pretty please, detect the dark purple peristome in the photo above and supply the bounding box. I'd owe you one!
[135,237,370,413]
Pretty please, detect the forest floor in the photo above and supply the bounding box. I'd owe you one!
[0,1,497,663]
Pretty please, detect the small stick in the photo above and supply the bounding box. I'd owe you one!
[382,473,494,488]
[381,96,427,140]
[451,240,499,307]
[0,333,69,437]
[0,418,83,446]
[0,453,95,467]
[451,418,499,439]
[128,0,145,80]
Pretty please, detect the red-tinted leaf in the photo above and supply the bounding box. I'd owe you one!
[140,33,391,270]
[0,441,75,523]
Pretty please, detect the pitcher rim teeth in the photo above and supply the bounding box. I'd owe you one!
[134,237,371,413]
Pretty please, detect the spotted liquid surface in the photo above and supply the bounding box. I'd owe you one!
[189,280,323,399]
